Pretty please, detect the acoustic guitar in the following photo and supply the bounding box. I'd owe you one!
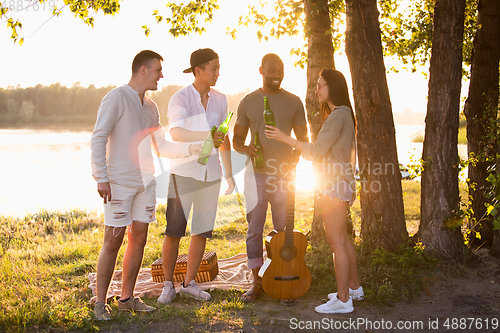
[258,169,312,300]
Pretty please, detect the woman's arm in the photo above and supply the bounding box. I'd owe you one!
[264,125,304,152]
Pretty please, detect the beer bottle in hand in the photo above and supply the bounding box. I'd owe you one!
[263,96,275,127]
[254,131,264,169]
[198,126,217,165]
[217,111,233,135]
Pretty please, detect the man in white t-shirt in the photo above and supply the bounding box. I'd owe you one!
[90,50,200,320]
[157,48,234,304]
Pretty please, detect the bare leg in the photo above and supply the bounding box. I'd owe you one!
[345,238,361,290]
[251,268,261,290]
[241,268,263,301]
[162,235,181,282]
[120,221,149,301]
[184,235,206,283]
[96,226,126,303]
[322,196,359,303]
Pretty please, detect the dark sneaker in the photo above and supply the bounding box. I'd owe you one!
[118,297,155,312]
[94,302,112,320]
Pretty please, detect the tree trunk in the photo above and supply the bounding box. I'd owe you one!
[463,0,500,249]
[419,0,466,260]
[303,0,336,244]
[345,0,407,251]
[493,159,500,256]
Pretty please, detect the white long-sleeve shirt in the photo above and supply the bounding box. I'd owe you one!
[167,84,229,181]
[91,84,191,189]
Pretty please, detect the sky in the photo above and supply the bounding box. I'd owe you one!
[0,0,437,114]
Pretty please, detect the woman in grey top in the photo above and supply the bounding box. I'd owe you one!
[265,69,363,314]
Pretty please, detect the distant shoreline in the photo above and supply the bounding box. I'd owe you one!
[0,124,95,131]
[1,122,425,132]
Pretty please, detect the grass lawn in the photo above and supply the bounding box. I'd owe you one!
[0,181,452,332]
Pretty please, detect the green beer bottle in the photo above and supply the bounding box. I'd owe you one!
[197,126,217,165]
[263,96,275,127]
[254,131,264,169]
[217,111,233,135]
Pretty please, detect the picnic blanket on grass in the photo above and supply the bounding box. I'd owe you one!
[88,253,255,304]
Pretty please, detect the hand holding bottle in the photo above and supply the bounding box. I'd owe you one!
[214,111,233,148]
[188,143,203,156]
[198,126,217,165]
[243,142,258,158]
[213,131,226,148]
[264,125,290,144]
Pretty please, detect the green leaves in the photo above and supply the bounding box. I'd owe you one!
[232,0,345,66]
[240,0,304,42]
[485,164,500,230]
[5,17,22,44]
[380,0,478,76]
[65,0,121,22]
[152,0,220,38]
[2,0,220,43]
[1,0,122,44]
[142,25,150,37]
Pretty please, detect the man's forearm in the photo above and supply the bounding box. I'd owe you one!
[170,127,209,142]
[233,137,247,153]
[152,127,191,159]
[219,139,232,176]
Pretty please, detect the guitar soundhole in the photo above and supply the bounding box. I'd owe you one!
[280,245,296,262]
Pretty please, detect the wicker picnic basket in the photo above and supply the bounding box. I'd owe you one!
[151,251,218,283]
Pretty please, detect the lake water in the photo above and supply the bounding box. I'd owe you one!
[0,126,466,218]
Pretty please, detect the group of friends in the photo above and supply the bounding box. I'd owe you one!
[90,48,363,321]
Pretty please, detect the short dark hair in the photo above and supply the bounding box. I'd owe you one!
[132,50,163,74]
[261,53,283,68]
[193,61,209,77]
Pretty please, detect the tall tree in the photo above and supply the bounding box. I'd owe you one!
[345,0,407,251]
[303,0,335,142]
[419,0,466,259]
[303,0,335,242]
[463,0,500,249]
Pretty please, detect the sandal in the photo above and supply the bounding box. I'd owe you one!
[241,286,263,302]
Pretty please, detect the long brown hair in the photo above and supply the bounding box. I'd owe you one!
[319,69,356,128]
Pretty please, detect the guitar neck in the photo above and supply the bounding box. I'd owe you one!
[284,171,296,247]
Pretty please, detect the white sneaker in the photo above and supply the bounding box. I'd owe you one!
[315,295,354,314]
[157,281,177,304]
[180,280,211,301]
[328,286,364,301]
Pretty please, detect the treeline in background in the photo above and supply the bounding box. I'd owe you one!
[0,83,249,128]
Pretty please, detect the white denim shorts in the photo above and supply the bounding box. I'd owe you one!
[104,181,156,227]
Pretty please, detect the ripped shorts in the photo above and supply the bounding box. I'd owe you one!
[103,181,156,227]
[320,179,355,206]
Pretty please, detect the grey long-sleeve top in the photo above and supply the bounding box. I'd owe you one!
[91,85,191,190]
[301,105,356,191]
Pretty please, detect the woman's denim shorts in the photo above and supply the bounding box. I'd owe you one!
[319,179,355,206]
